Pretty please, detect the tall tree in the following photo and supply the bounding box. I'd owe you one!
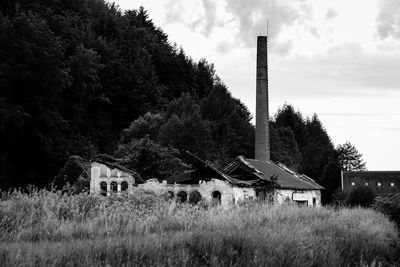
[337,141,367,171]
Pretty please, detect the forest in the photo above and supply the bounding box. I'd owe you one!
[0,0,356,203]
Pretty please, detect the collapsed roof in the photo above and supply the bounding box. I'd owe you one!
[166,151,265,186]
[222,156,324,190]
[166,151,323,190]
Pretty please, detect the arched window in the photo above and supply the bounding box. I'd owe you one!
[111,181,118,192]
[121,181,128,191]
[189,190,202,204]
[212,190,221,205]
[100,182,107,196]
[177,191,187,203]
[167,191,175,199]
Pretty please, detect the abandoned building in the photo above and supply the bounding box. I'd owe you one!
[164,151,323,206]
[342,171,400,195]
[89,36,324,205]
[90,160,143,196]
[161,36,324,207]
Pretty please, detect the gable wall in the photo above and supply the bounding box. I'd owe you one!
[90,162,136,195]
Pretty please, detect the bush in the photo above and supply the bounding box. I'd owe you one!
[345,185,375,207]
[52,156,90,193]
[331,188,346,207]
[373,194,400,230]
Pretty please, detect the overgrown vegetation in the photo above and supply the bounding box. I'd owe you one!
[0,190,399,266]
[344,185,376,207]
[373,193,400,230]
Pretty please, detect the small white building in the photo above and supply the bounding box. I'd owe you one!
[222,156,323,206]
[90,160,143,196]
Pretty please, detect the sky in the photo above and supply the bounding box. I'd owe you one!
[114,0,400,170]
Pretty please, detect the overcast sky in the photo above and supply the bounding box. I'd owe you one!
[114,0,400,170]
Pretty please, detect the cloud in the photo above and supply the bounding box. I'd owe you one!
[162,0,312,55]
[165,0,185,24]
[379,127,400,131]
[216,41,231,54]
[201,0,217,37]
[272,42,400,98]
[317,113,400,117]
[376,0,400,39]
[309,26,319,38]
[325,9,338,20]
[272,41,293,55]
[164,0,218,37]
[225,0,302,48]
[189,18,203,31]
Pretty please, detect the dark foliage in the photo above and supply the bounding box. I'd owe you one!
[0,0,254,189]
[337,141,367,171]
[373,194,400,230]
[114,136,189,180]
[52,155,90,193]
[271,104,341,203]
[189,190,202,204]
[345,186,376,207]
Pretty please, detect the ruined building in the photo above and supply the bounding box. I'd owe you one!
[89,36,324,205]
[90,159,143,196]
[158,36,324,206]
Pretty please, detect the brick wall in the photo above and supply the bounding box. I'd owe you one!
[342,171,400,195]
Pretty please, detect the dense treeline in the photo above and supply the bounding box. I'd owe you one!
[270,105,342,202]
[0,0,254,189]
[0,0,344,202]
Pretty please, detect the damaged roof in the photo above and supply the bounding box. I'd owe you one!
[223,156,324,190]
[167,151,269,186]
[166,152,323,190]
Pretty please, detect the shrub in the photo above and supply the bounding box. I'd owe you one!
[345,185,375,207]
[372,194,400,230]
[52,156,90,193]
[331,188,346,207]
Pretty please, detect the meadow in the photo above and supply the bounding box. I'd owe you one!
[0,189,399,266]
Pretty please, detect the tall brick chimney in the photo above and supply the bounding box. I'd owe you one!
[255,36,270,161]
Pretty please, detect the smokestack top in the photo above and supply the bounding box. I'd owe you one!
[257,36,267,48]
[255,35,270,161]
[257,36,268,69]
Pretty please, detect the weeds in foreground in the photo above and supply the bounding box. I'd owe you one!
[0,189,399,266]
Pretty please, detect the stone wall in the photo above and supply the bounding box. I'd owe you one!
[140,179,322,207]
[275,189,321,206]
[140,179,260,207]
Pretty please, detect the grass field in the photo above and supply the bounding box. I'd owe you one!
[0,189,399,266]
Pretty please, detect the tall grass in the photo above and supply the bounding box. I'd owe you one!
[0,189,399,266]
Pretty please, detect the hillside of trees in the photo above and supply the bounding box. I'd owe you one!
[0,0,254,189]
[0,0,363,203]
